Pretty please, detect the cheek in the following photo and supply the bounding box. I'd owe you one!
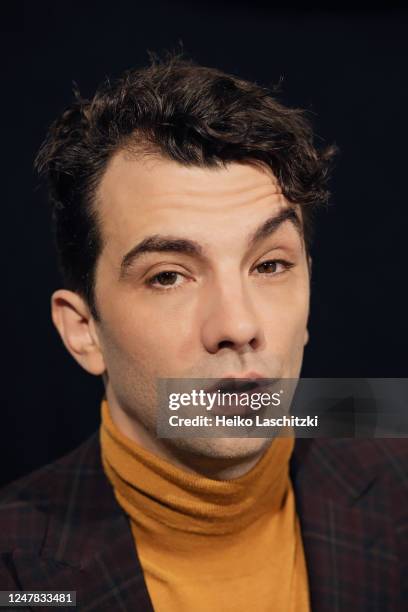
[101,300,192,374]
[263,285,309,350]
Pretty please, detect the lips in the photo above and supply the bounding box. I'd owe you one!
[205,374,271,417]
[207,378,263,395]
[205,372,265,395]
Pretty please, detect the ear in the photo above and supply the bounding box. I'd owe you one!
[304,254,312,346]
[51,289,106,376]
[308,254,312,279]
[304,327,309,346]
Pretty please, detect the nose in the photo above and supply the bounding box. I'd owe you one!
[200,279,265,355]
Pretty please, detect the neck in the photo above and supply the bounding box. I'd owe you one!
[106,388,271,480]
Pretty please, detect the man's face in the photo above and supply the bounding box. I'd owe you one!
[92,154,310,460]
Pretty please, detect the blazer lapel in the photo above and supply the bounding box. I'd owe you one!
[291,438,400,611]
[12,432,154,611]
[13,517,154,611]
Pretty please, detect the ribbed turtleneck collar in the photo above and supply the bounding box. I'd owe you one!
[100,399,295,536]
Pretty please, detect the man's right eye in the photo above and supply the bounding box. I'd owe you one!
[145,271,185,291]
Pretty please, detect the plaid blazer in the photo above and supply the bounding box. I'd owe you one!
[0,433,407,611]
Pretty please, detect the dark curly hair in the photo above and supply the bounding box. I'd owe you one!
[35,51,337,320]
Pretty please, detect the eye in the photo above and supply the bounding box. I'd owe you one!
[145,270,186,291]
[254,259,294,275]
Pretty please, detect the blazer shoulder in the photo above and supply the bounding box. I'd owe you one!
[370,438,408,509]
[363,438,408,490]
[294,436,408,477]
[292,437,408,506]
[0,431,100,556]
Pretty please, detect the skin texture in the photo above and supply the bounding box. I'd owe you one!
[52,154,311,479]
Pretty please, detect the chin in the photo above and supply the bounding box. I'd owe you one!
[168,436,271,461]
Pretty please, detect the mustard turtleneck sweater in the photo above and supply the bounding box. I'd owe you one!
[100,399,310,612]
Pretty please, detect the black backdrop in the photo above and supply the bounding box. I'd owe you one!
[2,1,407,487]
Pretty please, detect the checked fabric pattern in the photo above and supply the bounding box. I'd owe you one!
[0,432,407,611]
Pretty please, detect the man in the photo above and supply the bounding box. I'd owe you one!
[1,54,406,611]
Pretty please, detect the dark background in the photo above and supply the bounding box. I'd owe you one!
[2,1,407,487]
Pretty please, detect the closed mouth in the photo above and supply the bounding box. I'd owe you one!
[215,379,262,394]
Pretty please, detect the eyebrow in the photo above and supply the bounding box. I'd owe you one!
[119,206,302,278]
[247,207,302,248]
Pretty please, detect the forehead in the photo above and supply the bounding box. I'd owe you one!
[96,152,301,250]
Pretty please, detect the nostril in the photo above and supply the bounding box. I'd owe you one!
[250,337,261,350]
[218,340,235,350]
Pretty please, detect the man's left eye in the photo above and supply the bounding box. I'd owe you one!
[255,260,294,274]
